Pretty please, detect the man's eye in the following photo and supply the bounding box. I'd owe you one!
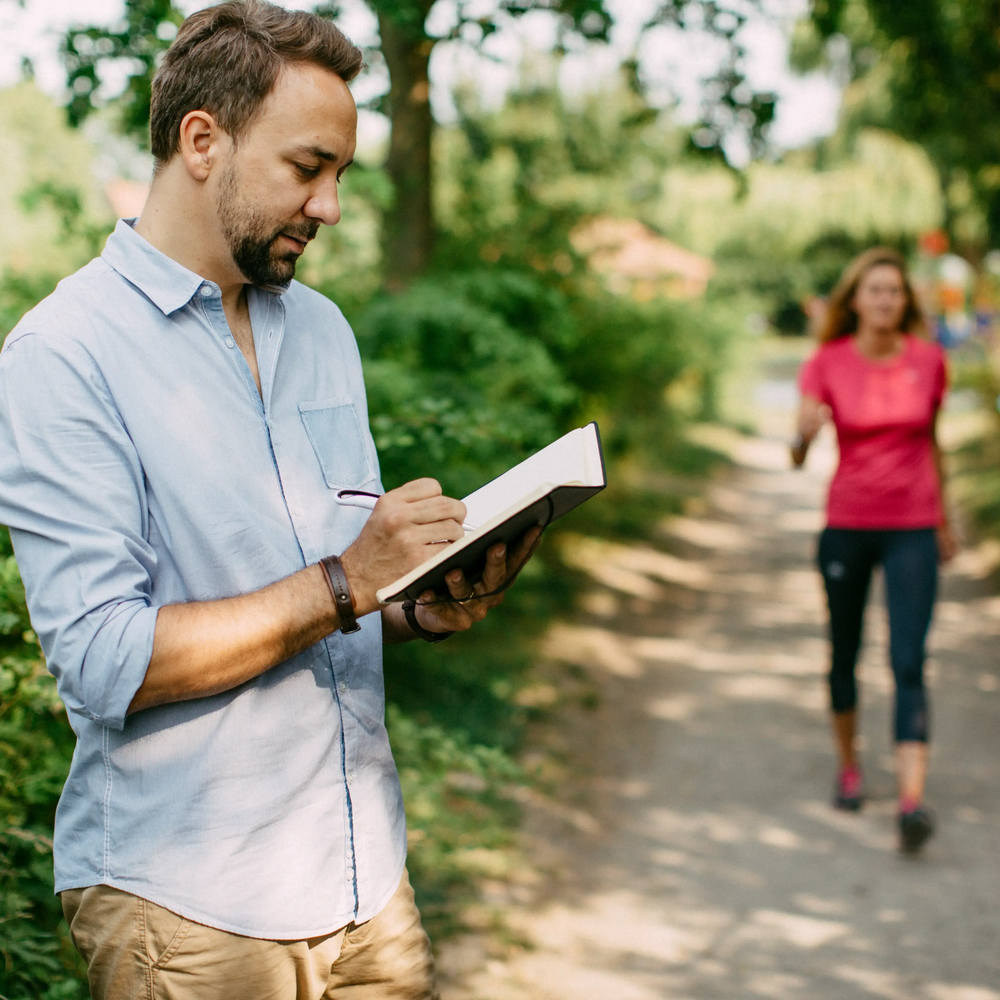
[296,164,320,179]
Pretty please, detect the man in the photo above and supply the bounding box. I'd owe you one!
[0,3,536,997]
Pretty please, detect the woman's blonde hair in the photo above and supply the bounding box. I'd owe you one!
[817,247,924,343]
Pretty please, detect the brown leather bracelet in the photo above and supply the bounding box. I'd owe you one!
[320,555,360,634]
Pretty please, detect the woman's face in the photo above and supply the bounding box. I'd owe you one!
[852,264,908,333]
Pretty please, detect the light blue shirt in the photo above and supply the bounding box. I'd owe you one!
[0,220,406,938]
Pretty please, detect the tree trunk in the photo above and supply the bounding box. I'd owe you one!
[377,11,435,290]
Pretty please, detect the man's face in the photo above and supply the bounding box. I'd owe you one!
[216,62,358,288]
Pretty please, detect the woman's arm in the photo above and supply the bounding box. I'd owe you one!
[931,411,958,563]
[791,394,827,468]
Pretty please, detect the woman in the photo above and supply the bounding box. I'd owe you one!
[792,247,956,854]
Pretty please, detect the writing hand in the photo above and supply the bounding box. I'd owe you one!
[340,478,467,616]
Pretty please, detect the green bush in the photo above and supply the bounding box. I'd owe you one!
[355,272,576,497]
[0,528,86,999]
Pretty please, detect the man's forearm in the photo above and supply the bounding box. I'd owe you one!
[128,564,339,715]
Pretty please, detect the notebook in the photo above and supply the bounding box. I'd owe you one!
[376,422,606,604]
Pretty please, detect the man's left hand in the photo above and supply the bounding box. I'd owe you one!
[413,526,542,634]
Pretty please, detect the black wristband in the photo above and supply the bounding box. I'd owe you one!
[403,600,453,643]
[320,555,360,634]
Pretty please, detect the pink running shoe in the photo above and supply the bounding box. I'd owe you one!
[834,765,863,811]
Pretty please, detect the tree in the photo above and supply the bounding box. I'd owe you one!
[62,0,774,285]
[799,0,1000,252]
[367,0,611,287]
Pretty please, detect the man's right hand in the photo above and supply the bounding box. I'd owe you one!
[131,479,466,714]
[340,479,467,616]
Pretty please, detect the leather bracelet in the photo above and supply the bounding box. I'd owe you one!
[320,555,361,634]
[402,600,453,643]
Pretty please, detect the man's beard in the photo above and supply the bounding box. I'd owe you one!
[218,163,318,288]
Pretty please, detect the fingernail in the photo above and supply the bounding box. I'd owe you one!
[497,546,506,558]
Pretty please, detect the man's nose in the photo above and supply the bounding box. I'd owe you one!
[304,180,341,227]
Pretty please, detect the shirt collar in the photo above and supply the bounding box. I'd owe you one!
[100,218,289,315]
[101,219,206,315]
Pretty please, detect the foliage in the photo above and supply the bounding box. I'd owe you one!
[949,358,1000,545]
[0,273,59,343]
[370,0,612,44]
[799,0,1000,251]
[62,0,184,144]
[437,66,677,268]
[0,528,86,1000]
[354,272,576,497]
[647,0,775,161]
[61,0,779,287]
[385,705,522,937]
[1,177,112,339]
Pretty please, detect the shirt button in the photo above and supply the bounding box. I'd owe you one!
[338,681,347,694]
[200,285,213,297]
[225,338,235,349]
[347,771,355,783]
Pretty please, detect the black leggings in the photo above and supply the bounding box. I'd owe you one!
[818,527,937,743]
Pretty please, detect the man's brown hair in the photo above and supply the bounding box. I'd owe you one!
[150,0,363,163]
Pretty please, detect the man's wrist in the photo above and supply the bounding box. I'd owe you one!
[337,548,380,618]
[403,600,454,643]
[319,555,361,634]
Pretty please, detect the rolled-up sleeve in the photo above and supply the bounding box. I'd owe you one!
[0,331,157,729]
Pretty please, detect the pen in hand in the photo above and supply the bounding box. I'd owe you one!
[335,490,476,534]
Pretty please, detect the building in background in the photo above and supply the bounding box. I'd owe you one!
[570,216,715,301]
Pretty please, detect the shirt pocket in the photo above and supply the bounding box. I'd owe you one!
[299,398,376,489]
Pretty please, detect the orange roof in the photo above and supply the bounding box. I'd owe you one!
[570,216,714,298]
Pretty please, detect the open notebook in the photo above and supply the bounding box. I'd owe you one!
[376,422,606,604]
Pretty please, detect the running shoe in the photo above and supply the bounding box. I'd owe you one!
[898,806,935,854]
[833,765,863,811]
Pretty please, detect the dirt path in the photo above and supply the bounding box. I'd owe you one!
[439,370,1000,999]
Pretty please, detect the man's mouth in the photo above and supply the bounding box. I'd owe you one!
[279,233,310,253]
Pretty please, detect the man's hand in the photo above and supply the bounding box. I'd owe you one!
[412,526,542,634]
[340,479,467,616]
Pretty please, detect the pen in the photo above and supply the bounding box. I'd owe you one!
[335,490,476,534]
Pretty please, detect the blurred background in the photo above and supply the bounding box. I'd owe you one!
[1,1,1000,997]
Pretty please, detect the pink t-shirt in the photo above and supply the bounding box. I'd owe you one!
[798,335,947,530]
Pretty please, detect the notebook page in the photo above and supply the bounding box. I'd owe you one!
[461,425,599,529]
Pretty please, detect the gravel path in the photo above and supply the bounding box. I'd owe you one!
[439,375,1000,1000]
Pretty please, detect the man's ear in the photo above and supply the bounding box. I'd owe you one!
[177,110,225,182]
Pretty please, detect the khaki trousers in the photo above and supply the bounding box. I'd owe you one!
[61,870,438,1000]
